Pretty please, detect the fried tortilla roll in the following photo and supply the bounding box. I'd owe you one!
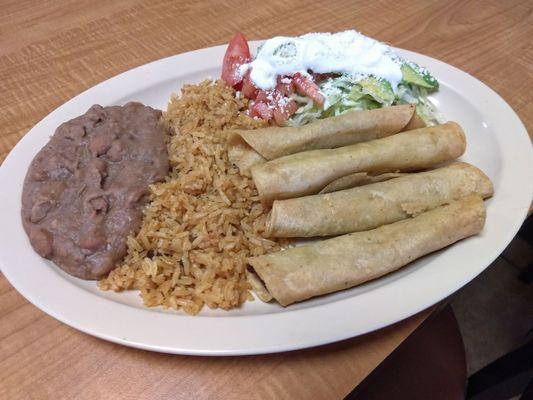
[228,104,415,175]
[228,139,266,176]
[267,162,493,238]
[249,196,486,306]
[403,111,427,131]
[319,171,407,194]
[252,122,466,205]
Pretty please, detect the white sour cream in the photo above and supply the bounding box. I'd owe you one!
[242,30,403,92]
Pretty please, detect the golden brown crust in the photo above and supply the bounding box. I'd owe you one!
[250,196,486,306]
[252,122,467,206]
[402,111,427,131]
[228,105,415,175]
[318,171,407,194]
[266,162,493,238]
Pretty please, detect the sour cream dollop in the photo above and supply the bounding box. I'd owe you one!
[242,30,403,92]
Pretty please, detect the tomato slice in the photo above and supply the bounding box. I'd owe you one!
[292,72,325,106]
[272,98,298,125]
[285,98,299,115]
[221,32,251,88]
[255,90,270,103]
[249,101,273,120]
[275,76,294,97]
[241,72,258,99]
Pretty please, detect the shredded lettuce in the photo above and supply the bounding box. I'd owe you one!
[287,69,443,127]
[395,84,444,126]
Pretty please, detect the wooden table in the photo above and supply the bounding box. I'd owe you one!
[1,1,531,398]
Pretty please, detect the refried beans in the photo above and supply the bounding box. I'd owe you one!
[21,102,169,279]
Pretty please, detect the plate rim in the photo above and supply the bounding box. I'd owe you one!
[0,42,531,356]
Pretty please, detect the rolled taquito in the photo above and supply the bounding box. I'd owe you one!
[403,110,427,131]
[229,104,415,175]
[267,162,493,237]
[318,171,407,194]
[252,122,466,205]
[249,196,486,306]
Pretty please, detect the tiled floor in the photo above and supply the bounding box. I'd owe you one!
[451,218,533,376]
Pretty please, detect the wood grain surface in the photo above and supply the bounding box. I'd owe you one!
[0,0,531,399]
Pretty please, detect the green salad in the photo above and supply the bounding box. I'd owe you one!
[288,62,442,127]
[222,31,443,126]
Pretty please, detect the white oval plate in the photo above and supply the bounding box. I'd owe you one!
[1,43,532,356]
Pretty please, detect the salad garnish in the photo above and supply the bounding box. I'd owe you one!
[221,31,442,126]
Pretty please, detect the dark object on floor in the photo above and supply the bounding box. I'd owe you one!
[518,216,533,284]
[345,305,466,400]
[522,377,533,399]
[519,215,533,243]
[520,262,533,284]
[466,338,533,399]
[465,213,533,400]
